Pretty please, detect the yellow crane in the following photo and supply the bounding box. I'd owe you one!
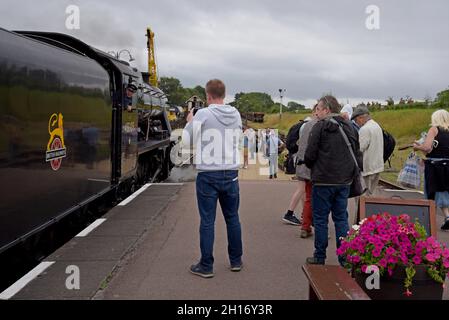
[146,27,158,87]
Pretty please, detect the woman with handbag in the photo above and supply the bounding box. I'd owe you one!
[414,109,449,230]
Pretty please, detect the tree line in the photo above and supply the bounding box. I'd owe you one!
[159,76,449,113]
[159,76,305,113]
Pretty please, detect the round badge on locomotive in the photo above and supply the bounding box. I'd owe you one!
[45,113,67,171]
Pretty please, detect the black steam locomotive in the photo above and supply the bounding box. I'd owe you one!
[0,28,174,256]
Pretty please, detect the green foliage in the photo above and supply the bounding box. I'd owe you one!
[230,92,275,113]
[428,266,446,284]
[287,101,306,111]
[414,221,428,239]
[159,77,206,106]
[404,265,416,290]
[230,93,306,115]
[434,88,449,109]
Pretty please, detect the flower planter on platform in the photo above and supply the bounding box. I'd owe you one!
[354,265,444,300]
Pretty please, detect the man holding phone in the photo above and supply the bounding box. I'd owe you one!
[182,79,243,278]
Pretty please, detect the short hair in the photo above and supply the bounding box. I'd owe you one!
[431,109,449,131]
[319,95,341,113]
[206,79,226,99]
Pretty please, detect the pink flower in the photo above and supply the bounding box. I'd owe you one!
[426,253,437,262]
[404,289,413,297]
[413,256,422,265]
[361,265,368,273]
[387,256,398,264]
[386,247,396,255]
[400,254,408,264]
[443,249,449,259]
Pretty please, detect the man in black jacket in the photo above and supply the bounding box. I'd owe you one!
[304,95,363,266]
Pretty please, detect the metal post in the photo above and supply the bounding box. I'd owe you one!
[279,89,285,119]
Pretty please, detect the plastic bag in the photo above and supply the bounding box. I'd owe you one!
[397,152,421,189]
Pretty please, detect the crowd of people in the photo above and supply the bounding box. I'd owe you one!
[281,97,384,265]
[182,79,449,278]
[282,99,449,265]
[242,127,284,179]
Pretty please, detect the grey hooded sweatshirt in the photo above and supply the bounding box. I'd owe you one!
[182,104,242,171]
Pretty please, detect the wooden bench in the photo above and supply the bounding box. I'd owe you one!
[302,264,370,300]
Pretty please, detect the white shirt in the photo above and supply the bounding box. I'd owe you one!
[359,119,384,176]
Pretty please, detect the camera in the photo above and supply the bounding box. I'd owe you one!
[192,107,203,116]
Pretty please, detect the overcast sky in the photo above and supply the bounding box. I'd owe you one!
[1,0,448,106]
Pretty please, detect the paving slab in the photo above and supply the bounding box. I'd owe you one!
[47,236,139,262]
[88,219,150,237]
[7,183,183,300]
[98,180,340,300]
[13,261,117,300]
[8,167,449,300]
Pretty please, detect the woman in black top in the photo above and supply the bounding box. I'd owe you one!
[414,109,449,230]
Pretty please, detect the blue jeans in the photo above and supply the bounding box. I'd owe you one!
[312,185,350,265]
[269,153,277,176]
[196,170,242,272]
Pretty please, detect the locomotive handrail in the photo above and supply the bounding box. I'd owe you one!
[18,33,87,57]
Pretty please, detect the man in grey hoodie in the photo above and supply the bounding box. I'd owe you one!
[182,79,243,278]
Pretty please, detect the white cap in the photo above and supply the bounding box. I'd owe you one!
[341,104,353,119]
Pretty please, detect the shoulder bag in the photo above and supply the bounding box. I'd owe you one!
[329,118,367,198]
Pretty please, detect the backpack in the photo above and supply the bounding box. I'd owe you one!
[383,129,396,163]
[286,121,305,154]
[284,153,296,174]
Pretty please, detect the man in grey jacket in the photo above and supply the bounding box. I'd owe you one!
[182,79,243,278]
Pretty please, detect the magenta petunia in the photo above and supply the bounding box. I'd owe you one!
[378,259,388,268]
[373,249,382,258]
[443,249,449,259]
[338,213,449,294]
[413,256,422,265]
[387,256,398,264]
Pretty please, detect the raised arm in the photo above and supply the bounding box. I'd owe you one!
[413,127,438,154]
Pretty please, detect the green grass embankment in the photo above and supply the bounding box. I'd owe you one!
[249,108,446,187]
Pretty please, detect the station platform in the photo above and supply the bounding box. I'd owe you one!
[3,158,449,300]
[3,178,325,300]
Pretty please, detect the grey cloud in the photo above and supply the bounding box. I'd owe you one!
[1,0,448,104]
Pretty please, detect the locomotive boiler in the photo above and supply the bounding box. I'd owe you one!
[0,28,174,256]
